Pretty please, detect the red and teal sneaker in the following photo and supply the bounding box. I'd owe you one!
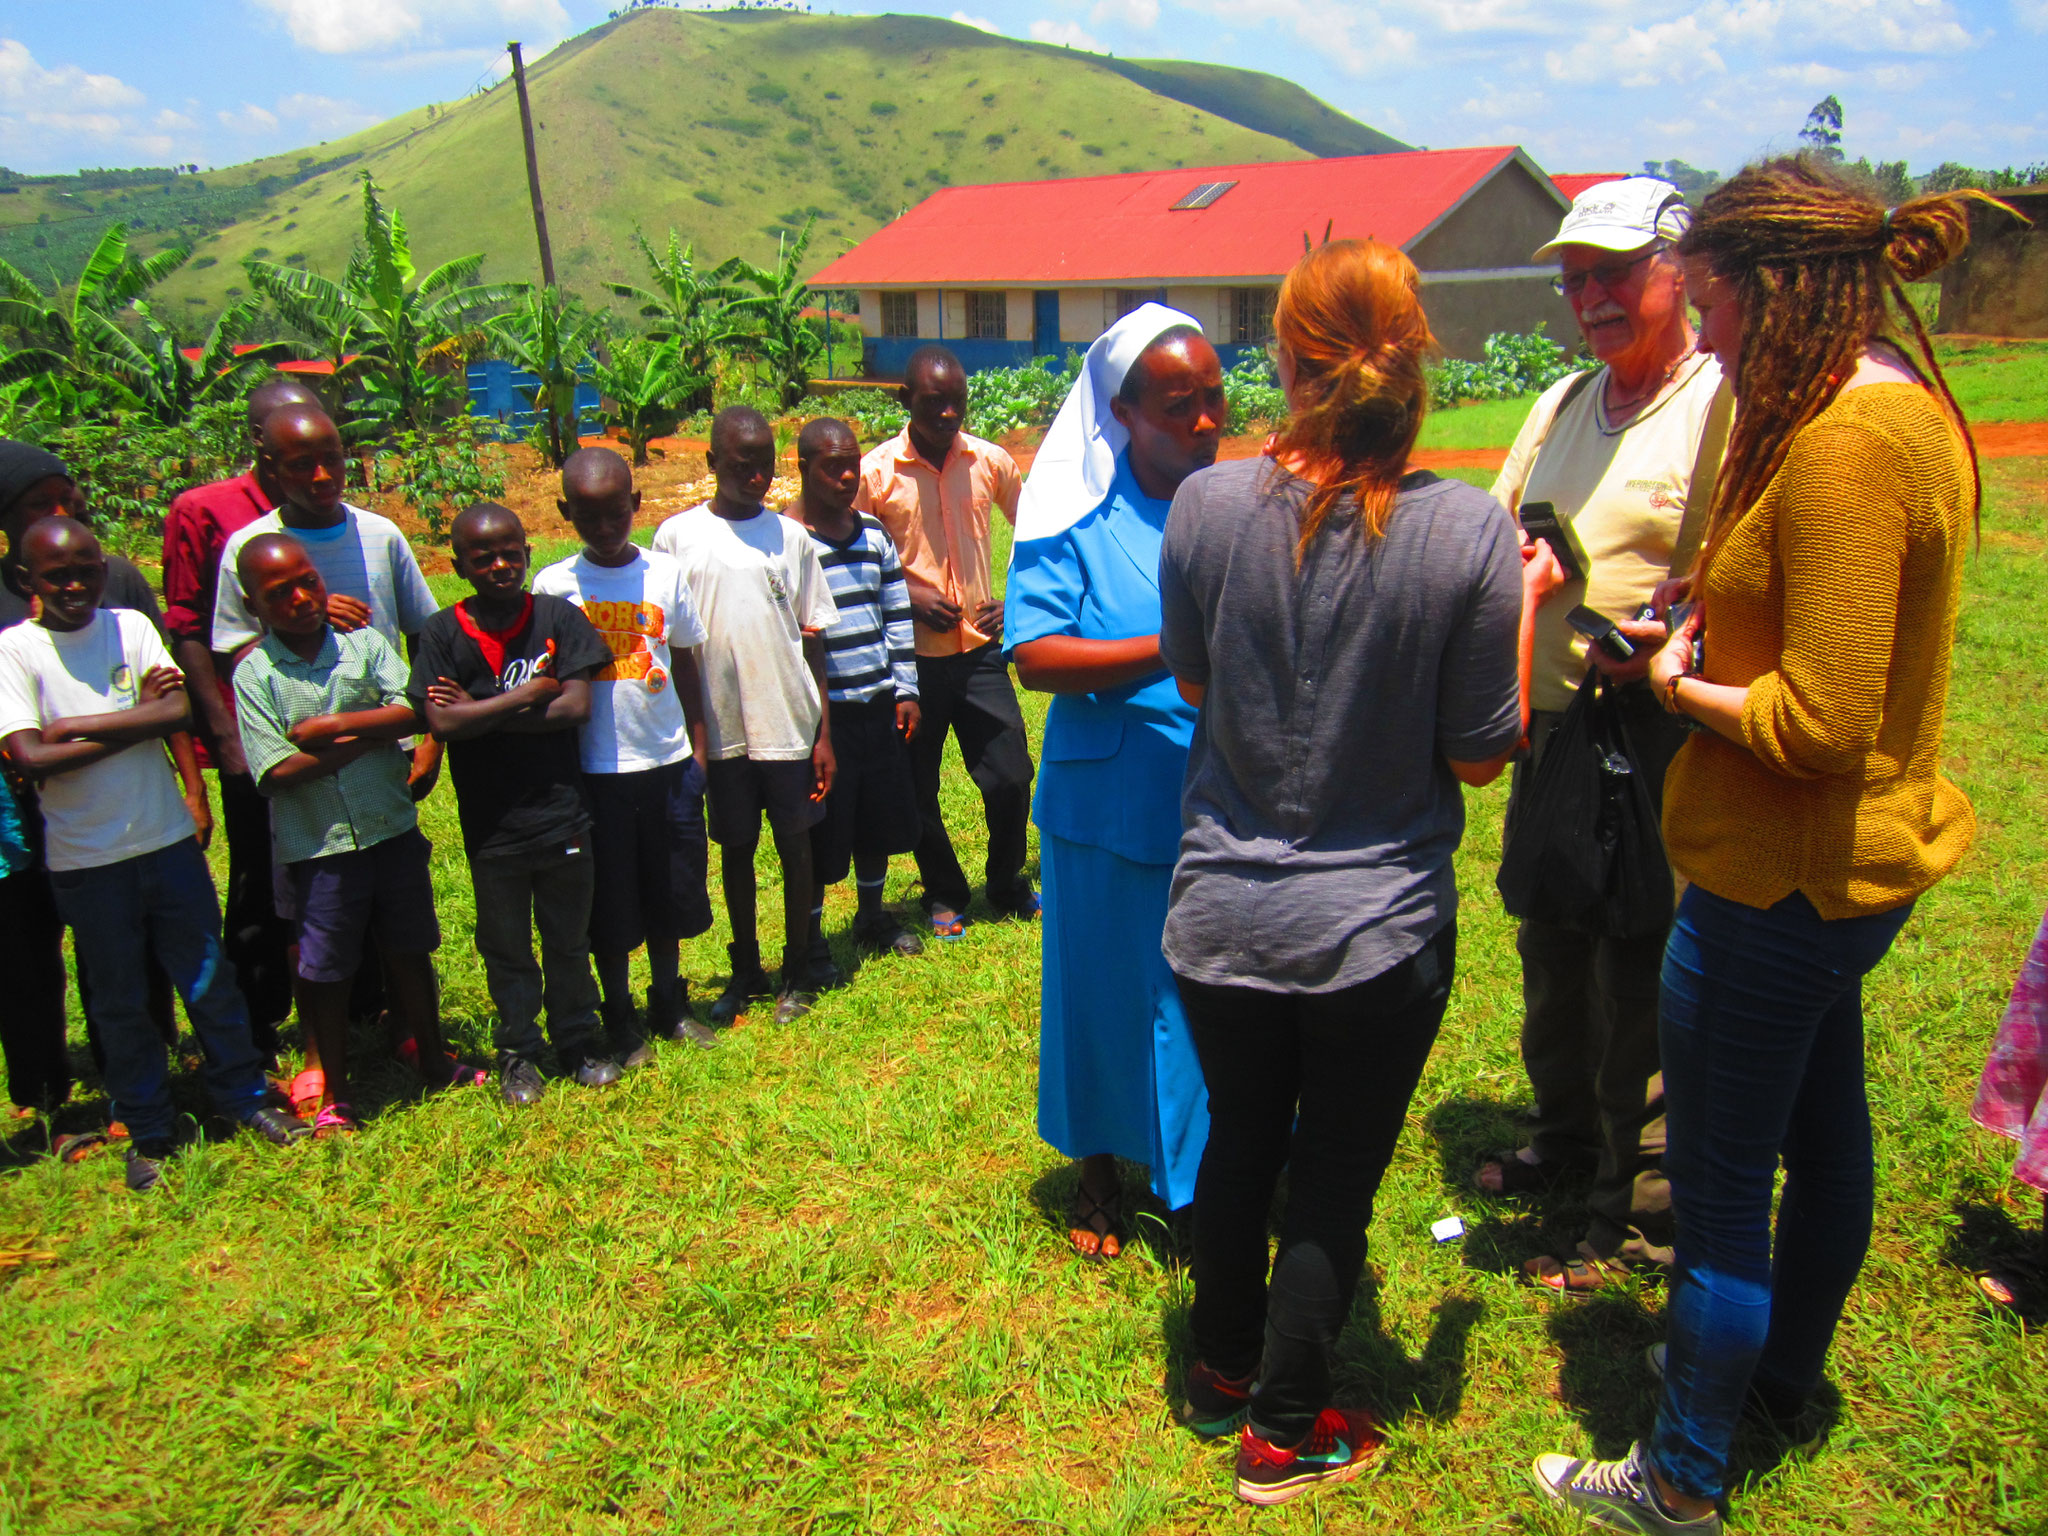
[1234,1407,1385,1507]
[1177,1360,1255,1438]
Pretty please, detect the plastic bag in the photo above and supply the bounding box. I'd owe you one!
[1496,671,1674,939]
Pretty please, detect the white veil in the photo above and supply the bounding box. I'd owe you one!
[1012,302,1205,546]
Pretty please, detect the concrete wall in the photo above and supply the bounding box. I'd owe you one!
[1421,275,1577,360]
[916,289,940,341]
[1937,190,2048,337]
[856,289,883,338]
[1408,158,1566,271]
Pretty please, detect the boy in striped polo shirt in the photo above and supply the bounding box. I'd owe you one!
[792,418,925,962]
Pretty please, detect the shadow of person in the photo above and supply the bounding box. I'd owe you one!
[1942,1197,2048,1325]
[1546,1288,1666,1459]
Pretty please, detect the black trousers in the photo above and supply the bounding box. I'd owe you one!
[1178,923,1456,1444]
[217,770,292,1049]
[908,642,1034,914]
[0,865,70,1110]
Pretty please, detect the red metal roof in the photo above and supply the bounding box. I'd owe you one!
[812,147,1553,287]
[1550,173,1626,202]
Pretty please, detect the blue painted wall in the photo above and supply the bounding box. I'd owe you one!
[465,359,602,439]
[863,337,1266,379]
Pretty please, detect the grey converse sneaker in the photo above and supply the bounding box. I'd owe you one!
[1530,1441,1721,1534]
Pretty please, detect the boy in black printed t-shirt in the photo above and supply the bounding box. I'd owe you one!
[406,504,618,1105]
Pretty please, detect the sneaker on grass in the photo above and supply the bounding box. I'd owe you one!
[1177,1360,1254,1438]
[125,1138,174,1193]
[1234,1407,1384,1506]
[499,1055,545,1106]
[1530,1441,1721,1534]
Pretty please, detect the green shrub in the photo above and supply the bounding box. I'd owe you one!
[372,414,508,539]
[1223,354,1287,433]
[41,398,249,559]
[1428,323,1581,408]
[824,387,907,443]
[869,101,898,117]
[964,353,1082,439]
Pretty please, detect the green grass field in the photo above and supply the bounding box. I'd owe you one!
[2,458,2046,1534]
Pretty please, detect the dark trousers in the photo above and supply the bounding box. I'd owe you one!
[470,843,603,1064]
[0,866,70,1110]
[1178,923,1456,1444]
[1509,690,1685,1261]
[49,838,265,1145]
[908,642,1034,914]
[1651,886,1913,1500]
[218,769,293,1042]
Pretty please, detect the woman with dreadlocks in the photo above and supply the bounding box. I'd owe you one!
[1531,156,2008,1534]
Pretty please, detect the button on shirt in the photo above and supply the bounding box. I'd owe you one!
[854,427,1021,656]
[232,626,418,865]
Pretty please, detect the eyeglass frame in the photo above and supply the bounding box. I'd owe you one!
[1551,241,1668,299]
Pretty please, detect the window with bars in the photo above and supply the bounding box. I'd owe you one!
[880,291,919,337]
[1229,286,1279,343]
[964,290,1008,339]
[1105,288,1166,329]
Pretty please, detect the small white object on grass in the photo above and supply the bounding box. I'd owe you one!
[1430,1215,1466,1243]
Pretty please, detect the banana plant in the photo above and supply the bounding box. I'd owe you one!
[244,174,524,434]
[111,300,297,428]
[0,224,191,413]
[591,335,704,465]
[605,228,744,413]
[485,286,609,468]
[724,216,819,408]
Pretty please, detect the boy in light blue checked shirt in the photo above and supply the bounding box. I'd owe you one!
[232,533,477,1136]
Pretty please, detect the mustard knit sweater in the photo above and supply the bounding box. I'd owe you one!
[1662,384,1976,918]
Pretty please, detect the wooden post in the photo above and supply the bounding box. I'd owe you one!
[824,294,833,380]
[507,41,556,288]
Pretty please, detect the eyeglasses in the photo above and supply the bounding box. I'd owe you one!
[1552,244,1664,299]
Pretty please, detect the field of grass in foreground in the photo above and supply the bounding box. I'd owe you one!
[2,465,2046,1535]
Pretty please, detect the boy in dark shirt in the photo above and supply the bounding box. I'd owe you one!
[409,504,621,1104]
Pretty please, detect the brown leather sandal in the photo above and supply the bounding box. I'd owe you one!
[1069,1183,1123,1261]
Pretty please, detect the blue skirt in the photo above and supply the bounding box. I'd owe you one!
[1037,831,1209,1209]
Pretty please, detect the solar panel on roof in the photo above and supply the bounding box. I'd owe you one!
[1169,180,1238,211]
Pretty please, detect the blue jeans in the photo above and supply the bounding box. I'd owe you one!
[49,838,265,1144]
[1650,885,1914,1500]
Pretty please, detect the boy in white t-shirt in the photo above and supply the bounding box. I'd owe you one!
[533,447,717,1055]
[653,407,838,1027]
[0,519,307,1191]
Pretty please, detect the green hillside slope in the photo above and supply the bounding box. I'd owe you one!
[1097,57,1409,158]
[115,9,1392,318]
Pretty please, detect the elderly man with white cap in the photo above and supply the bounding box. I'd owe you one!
[1478,176,1734,1293]
[1005,304,1224,1259]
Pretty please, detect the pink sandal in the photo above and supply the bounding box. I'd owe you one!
[313,1101,358,1138]
[288,1069,325,1120]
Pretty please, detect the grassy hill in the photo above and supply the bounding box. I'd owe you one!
[0,10,1399,322]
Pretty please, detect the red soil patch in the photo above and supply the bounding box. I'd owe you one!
[1975,421,2048,458]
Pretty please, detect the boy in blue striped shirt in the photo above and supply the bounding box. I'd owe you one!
[793,418,925,962]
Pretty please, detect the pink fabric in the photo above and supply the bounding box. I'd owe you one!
[1974,908,2048,1193]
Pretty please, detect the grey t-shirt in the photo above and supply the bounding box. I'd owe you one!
[1158,460,1523,993]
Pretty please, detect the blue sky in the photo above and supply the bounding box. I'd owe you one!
[2,0,2042,177]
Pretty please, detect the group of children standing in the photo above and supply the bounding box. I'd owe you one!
[0,363,1029,1187]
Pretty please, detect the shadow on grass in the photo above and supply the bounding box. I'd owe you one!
[1942,1197,2048,1326]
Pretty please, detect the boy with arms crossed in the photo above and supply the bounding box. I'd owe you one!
[0,518,306,1190]
[654,407,838,1025]
[232,534,473,1136]
[410,503,618,1103]
[791,417,925,962]
[534,448,718,1053]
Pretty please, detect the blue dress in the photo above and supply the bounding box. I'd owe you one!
[1005,454,1208,1208]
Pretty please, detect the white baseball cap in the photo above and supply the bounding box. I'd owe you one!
[1534,176,1693,261]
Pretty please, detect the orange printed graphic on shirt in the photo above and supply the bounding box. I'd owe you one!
[580,599,667,683]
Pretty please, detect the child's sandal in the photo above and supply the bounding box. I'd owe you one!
[288,1069,325,1120]
[313,1101,358,1138]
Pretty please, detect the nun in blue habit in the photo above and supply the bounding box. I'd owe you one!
[1005,303,1225,1257]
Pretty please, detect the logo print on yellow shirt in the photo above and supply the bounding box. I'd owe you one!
[581,599,670,692]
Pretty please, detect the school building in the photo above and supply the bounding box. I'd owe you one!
[810,149,1616,375]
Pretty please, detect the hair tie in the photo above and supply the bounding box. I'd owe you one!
[1883,207,1896,231]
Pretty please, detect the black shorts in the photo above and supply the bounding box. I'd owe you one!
[704,755,826,847]
[583,758,713,955]
[810,695,922,886]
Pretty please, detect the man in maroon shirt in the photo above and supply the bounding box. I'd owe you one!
[161,375,325,1038]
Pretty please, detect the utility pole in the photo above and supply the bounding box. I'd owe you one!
[506,41,556,288]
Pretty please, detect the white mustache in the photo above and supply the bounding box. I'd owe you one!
[1581,303,1629,326]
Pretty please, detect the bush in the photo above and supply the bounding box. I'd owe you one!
[372,414,508,539]
[825,387,906,443]
[1223,354,1286,433]
[1428,324,1580,408]
[42,399,249,559]
[965,353,1082,439]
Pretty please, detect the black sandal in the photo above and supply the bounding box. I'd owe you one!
[1473,1147,1572,1198]
[1069,1183,1123,1260]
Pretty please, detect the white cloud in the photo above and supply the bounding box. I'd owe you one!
[949,11,1000,32]
[1030,18,1102,48]
[1545,13,1725,86]
[219,102,281,132]
[2018,0,2048,30]
[248,0,569,57]
[1173,0,1416,75]
[1767,61,1846,87]
[0,37,144,111]
[275,91,378,136]
[1092,0,1162,26]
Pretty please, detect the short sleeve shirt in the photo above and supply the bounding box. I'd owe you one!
[211,504,438,654]
[854,428,1021,656]
[0,609,196,872]
[1491,355,1728,712]
[406,594,611,858]
[530,547,709,774]
[233,626,417,865]
[0,554,163,634]
[653,505,838,761]
[163,470,269,643]
[1158,460,1523,993]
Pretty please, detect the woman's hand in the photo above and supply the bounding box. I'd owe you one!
[1648,605,1703,697]
[1650,575,1694,619]
[1587,618,1668,683]
[1520,533,1568,605]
